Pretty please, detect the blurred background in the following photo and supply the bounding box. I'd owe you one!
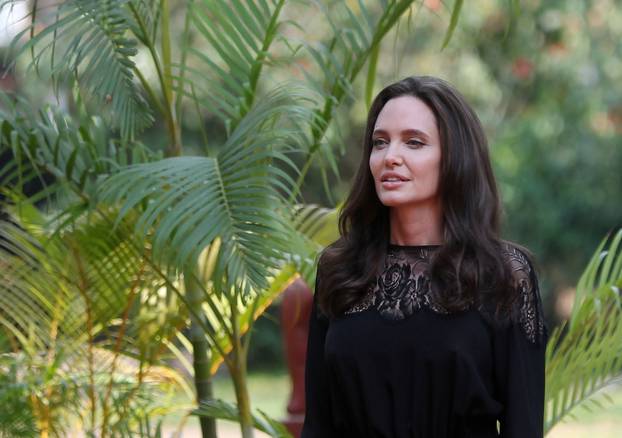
[1,0,621,437]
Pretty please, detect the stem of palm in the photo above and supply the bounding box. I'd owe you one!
[185,267,218,438]
[230,301,254,438]
[232,361,254,438]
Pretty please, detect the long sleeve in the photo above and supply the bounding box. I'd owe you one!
[494,247,548,438]
[301,270,338,438]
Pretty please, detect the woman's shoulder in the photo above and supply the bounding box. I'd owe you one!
[499,240,538,286]
[499,239,536,268]
[494,240,547,345]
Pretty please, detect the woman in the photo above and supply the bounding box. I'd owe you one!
[301,76,548,438]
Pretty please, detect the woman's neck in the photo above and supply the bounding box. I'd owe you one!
[389,201,443,246]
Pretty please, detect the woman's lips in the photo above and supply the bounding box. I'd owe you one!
[381,180,408,189]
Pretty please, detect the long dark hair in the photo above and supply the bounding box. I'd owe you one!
[317,75,527,319]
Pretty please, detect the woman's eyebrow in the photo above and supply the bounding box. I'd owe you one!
[371,129,386,137]
[372,128,430,140]
[402,129,430,140]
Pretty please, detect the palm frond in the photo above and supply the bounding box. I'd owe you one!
[282,0,418,199]
[0,205,194,435]
[440,0,464,49]
[0,203,163,354]
[0,92,152,213]
[127,0,161,46]
[292,202,339,248]
[0,354,38,437]
[2,0,153,140]
[180,0,287,133]
[0,217,71,352]
[201,202,338,375]
[544,227,622,433]
[193,398,293,438]
[99,87,315,291]
[207,262,299,375]
[0,345,188,437]
[571,227,622,327]
[302,0,417,149]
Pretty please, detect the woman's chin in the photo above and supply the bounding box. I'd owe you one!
[378,196,408,207]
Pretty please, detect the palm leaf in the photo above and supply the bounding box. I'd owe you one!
[544,227,622,433]
[0,202,175,357]
[304,0,418,134]
[206,262,299,375]
[180,0,287,134]
[2,0,153,140]
[0,353,39,437]
[193,398,293,438]
[0,205,194,434]
[286,0,418,198]
[0,92,152,212]
[292,202,339,248]
[202,202,339,374]
[127,0,161,46]
[571,228,622,327]
[440,0,464,49]
[99,87,315,291]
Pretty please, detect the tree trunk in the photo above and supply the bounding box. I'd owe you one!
[184,266,218,438]
[230,300,255,438]
[230,336,255,438]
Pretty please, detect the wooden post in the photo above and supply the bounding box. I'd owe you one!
[280,278,313,438]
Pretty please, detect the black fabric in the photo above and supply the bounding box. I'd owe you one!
[301,243,548,438]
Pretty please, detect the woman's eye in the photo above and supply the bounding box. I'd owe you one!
[372,138,387,147]
[406,139,424,148]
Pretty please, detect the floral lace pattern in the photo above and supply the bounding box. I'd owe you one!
[344,246,452,319]
[343,243,546,344]
[505,244,547,344]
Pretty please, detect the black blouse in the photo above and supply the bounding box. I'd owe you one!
[301,243,548,438]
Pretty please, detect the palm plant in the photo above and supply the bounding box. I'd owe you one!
[0,0,503,437]
[544,227,622,434]
[0,201,191,437]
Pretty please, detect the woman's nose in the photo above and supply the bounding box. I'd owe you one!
[384,142,403,166]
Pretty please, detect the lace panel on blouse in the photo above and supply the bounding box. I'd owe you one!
[343,244,546,344]
[505,244,547,344]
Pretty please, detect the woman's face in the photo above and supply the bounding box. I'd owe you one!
[369,95,442,210]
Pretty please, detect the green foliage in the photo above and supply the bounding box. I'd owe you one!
[0,355,38,437]
[294,0,421,191]
[4,0,154,140]
[193,398,293,438]
[0,349,81,438]
[0,92,152,213]
[207,263,300,375]
[99,87,314,279]
[544,228,622,433]
[185,0,288,133]
[0,205,190,436]
[441,0,464,50]
[292,202,339,249]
